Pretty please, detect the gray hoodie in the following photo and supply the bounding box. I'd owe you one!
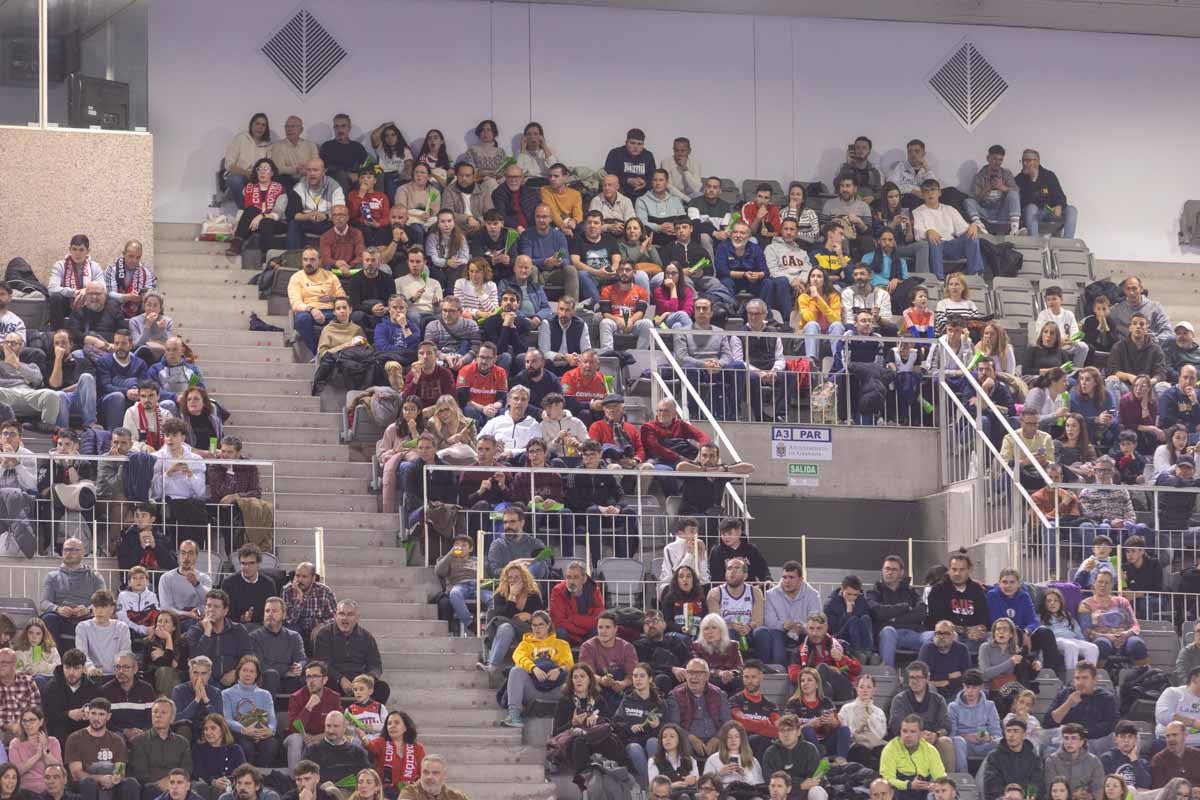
[1043,746,1104,798]
[40,564,106,613]
[0,360,42,389]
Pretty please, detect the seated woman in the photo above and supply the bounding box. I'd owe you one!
[1070,366,1118,450]
[8,705,61,796]
[229,158,287,263]
[369,123,413,200]
[128,291,173,364]
[1078,570,1148,665]
[1155,424,1193,478]
[785,666,850,763]
[983,569,1062,679]
[1024,368,1070,433]
[140,610,186,697]
[551,663,629,793]
[463,119,508,195]
[781,182,821,249]
[840,672,887,771]
[872,182,928,273]
[223,113,271,209]
[1056,414,1097,481]
[648,723,700,794]
[347,170,392,248]
[424,394,477,464]
[311,297,368,395]
[977,618,1041,708]
[619,218,662,287]
[349,768,385,800]
[377,398,425,514]
[477,562,545,675]
[191,714,247,800]
[424,210,470,291]
[795,267,844,362]
[1122,374,1165,457]
[500,609,573,729]
[660,565,705,640]
[974,322,1018,380]
[13,619,59,693]
[1024,322,1069,380]
[221,655,280,768]
[394,162,440,229]
[652,263,694,330]
[367,711,424,800]
[453,258,499,322]
[703,720,766,792]
[612,662,666,786]
[692,614,743,695]
[179,386,222,459]
[934,274,982,335]
[414,129,451,187]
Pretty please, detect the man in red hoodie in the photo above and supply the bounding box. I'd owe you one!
[730,659,780,762]
[641,398,710,467]
[548,562,604,646]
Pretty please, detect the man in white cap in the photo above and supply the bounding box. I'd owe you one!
[1164,321,1200,387]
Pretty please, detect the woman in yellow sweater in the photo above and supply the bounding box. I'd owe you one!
[501,610,574,729]
[795,268,844,361]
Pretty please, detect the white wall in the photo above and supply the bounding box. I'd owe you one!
[149,0,1200,262]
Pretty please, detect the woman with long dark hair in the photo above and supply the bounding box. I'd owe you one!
[660,565,705,639]
[367,710,424,799]
[551,664,629,793]
[612,662,665,786]
[224,113,271,208]
[1070,366,1117,449]
[648,723,700,794]
[415,129,451,185]
[369,123,413,198]
[780,182,820,247]
[179,386,222,458]
[229,157,286,260]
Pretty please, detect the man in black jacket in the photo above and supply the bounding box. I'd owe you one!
[982,717,1044,800]
[634,610,692,696]
[43,649,99,744]
[346,247,393,338]
[68,282,124,353]
[116,503,178,573]
[478,289,531,372]
[868,555,928,667]
[568,440,634,559]
[491,164,540,233]
[925,551,989,653]
[311,600,388,703]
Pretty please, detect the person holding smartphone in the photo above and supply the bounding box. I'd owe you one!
[703,720,765,790]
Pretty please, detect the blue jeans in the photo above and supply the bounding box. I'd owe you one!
[625,738,659,786]
[758,276,794,322]
[879,626,925,667]
[448,582,492,628]
[286,218,332,251]
[57,372,97,428]
[577,271,602,305]
[226,173,248,208]
[292,310,330,356]
[101,390,130,430]
[487,621,518,666]
[681,359,745,421]
[952,736,998,772]
[803,724,850,758]
[838,616,873,653]
[928,235,983,278]
[1024,203,1079,239]
[750,627,794,666]
[801,321,844,360]
[964,191,1021,227]
[1094,634,1147,662]
[659,312,692,329]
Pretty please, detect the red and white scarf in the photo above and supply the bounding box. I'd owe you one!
[137,403,163,450]
[111,257,150,317]
[383,740,420,785]
[244,181,284,214]
[60,255,90,290]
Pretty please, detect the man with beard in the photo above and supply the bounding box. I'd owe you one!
[281,562,337,648]
[441,162,489,232]
[97,329,149,430]
[346,247,393,337]
[287,247,348,357]
[0,332,61,431]
[251,597,308,695]
[478,289,529,372]
[842,263,897,336]
[634,609,691,695]
[158,540,212,633]
[398,754,469,800]
[64,698,139,800]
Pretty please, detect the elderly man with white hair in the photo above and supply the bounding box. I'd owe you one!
[68,281,125,357]
[0,331,61,430]
[399,754,470,800]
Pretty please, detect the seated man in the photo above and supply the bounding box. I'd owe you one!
[810,221,852,284]
[0,332,61,432]
[318,205,364,273]
[741,182,783,248]
[964,145,1022,235]
[913,179,983,279]
[484,503,551,579]
[1044,723,1104,797]
[540,163,584,239]
[786,612,861,690]
[373,294,422,369]
[256,595,312,694]
[661,137,704,201]
[548,561,603,646]
[637,169,688,248]
[425,296,481,374]
[223,544,277,626]
[302,711,370,788]
[1109,276,1173,344]
[567,439,635,557]
[642,398,712,472]
[185,589,252,687]
[730,659,781,763]
[751,560,820,666]
[64,697,140,800]
[763,217,811,295]
[128,697,190,800]
[880,714,947,800]
[45,328,99,429]
[286,159,345,251]
[288,760,342,800]
[116,502,176,572]
[158,540,212,633]
[982,717,1045,800]
[395,246,444,332]
[103,240,157,319]
[570,210,623,298]
[97,329,149,431]
[284,662,343,770]
[478,384,539,459]
[538,296,591,377]
[1016,149,1078,239]
[442,161,489,233]
[837,137,883,205]
[946,669,1000,772]
[454,341,507,426]
[587,393,644,467]
[123,381,175,446]
[742,299,786,422]
[1164,321,1200,387]
[672,298,745,420]
[150,419,209,541]
[49,235,105,329]
[688,176,734,254]
[599,263,653,351]
[842,263,898,336]
[823,575,874,664]
[269,115,319,190]
[100,651,156,744]
[675,441,755,521]
[822,176,874,259]
[716,221,791,322]
[706,556,764,656]
[1150,720,1200,788]
[287,247,348,357]
[634,609,692,695]
[559,349,607,425]
[1046,661,1118,753]
[76,591,131,678]
[318,114,368,195]
[146,336,202,410]
[171,655,223,740]
[1000,406,1054,492]
[869,555,928,669]
[579,611,638,709]
[519,204,579,303]
[590,174,636,238]
[469,210,517,281]
[665,658,731,756]
[479,288,530,371]
[499,255,551,334]
[401,341,454,411]
[312,600,388,703]
[1159,364,1200,431]
[45,647,99,743]
[604,128,656,199]
[1105,312,1167,398]
[1101,720,1151,791]
[491,163,541,233]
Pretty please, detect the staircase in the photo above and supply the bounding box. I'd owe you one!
[152,224,555,800]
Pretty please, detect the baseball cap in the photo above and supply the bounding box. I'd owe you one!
[602,394,625,405]
[1179,455,1195,468]
[1177,321,1195,334]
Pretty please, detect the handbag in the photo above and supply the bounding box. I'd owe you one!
[547,722,615,766]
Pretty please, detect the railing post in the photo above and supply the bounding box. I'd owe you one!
[1053,486,1062,582]
[1010,447,1021,542]
[422,466,429,567]
[974,391,986,537]
[205,524,212,577]
[907,537,913,578]
[314,527,325,578]
[475,527,484,645]
[91,514,99,572]
[801,534,808,581]
[636,465,644,561]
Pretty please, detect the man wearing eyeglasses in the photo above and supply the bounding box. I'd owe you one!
[221,544,277,626]
[0,647,39,736]
[99,652,155,745]
[40,536,107,641]
[284,661,342,770]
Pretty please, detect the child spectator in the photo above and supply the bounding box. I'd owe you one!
[346,674,388,744]
[117,565,159,637]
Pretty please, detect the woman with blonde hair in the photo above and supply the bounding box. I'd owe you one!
[350,768,385,800]
[703,720,764,789]
[692,613,743,694]
[477,561,543,675]
[974,321,1018,377]
[934,273,981,334]
[12,620,58,692]
[425,394,476,464]
[786,666,850,762]
[453,258,499,320]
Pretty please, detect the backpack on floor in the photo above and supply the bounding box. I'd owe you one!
[1119,665,1171,716]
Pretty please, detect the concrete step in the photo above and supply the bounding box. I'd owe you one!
[154,239,231,255]
[266,474,369,495]
[334,583,432,603]
[203,362,312,381]
[379,669,492,691]
[417,729,524,748]
[376,643,481,663]
[276,509,395,531]
[273,493,378,513]
[206,377,310,396]
[365,619,459,638]
[411,743,542,764]
[441,780,555,800]
[153,222,201,241]
[323,564,437,588]
[352,601,438,620]
[223,410,340,430]
[187,344,297,363]
[232,441,347,462]
[281,528,398,550]
[269,462,371,481]
[176,328,286,347]
[280,543,400,566]
[168,308,283,328]
[218,393,324,414]
[224,425,339,445]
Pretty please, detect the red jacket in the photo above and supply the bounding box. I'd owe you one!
[641,417,711,465]
[548,579,604,644]
[787,635,861,684]
[587,418,645,461]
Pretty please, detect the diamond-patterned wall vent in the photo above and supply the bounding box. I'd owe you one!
[261,8,347,96]
[928,39,1008,132]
